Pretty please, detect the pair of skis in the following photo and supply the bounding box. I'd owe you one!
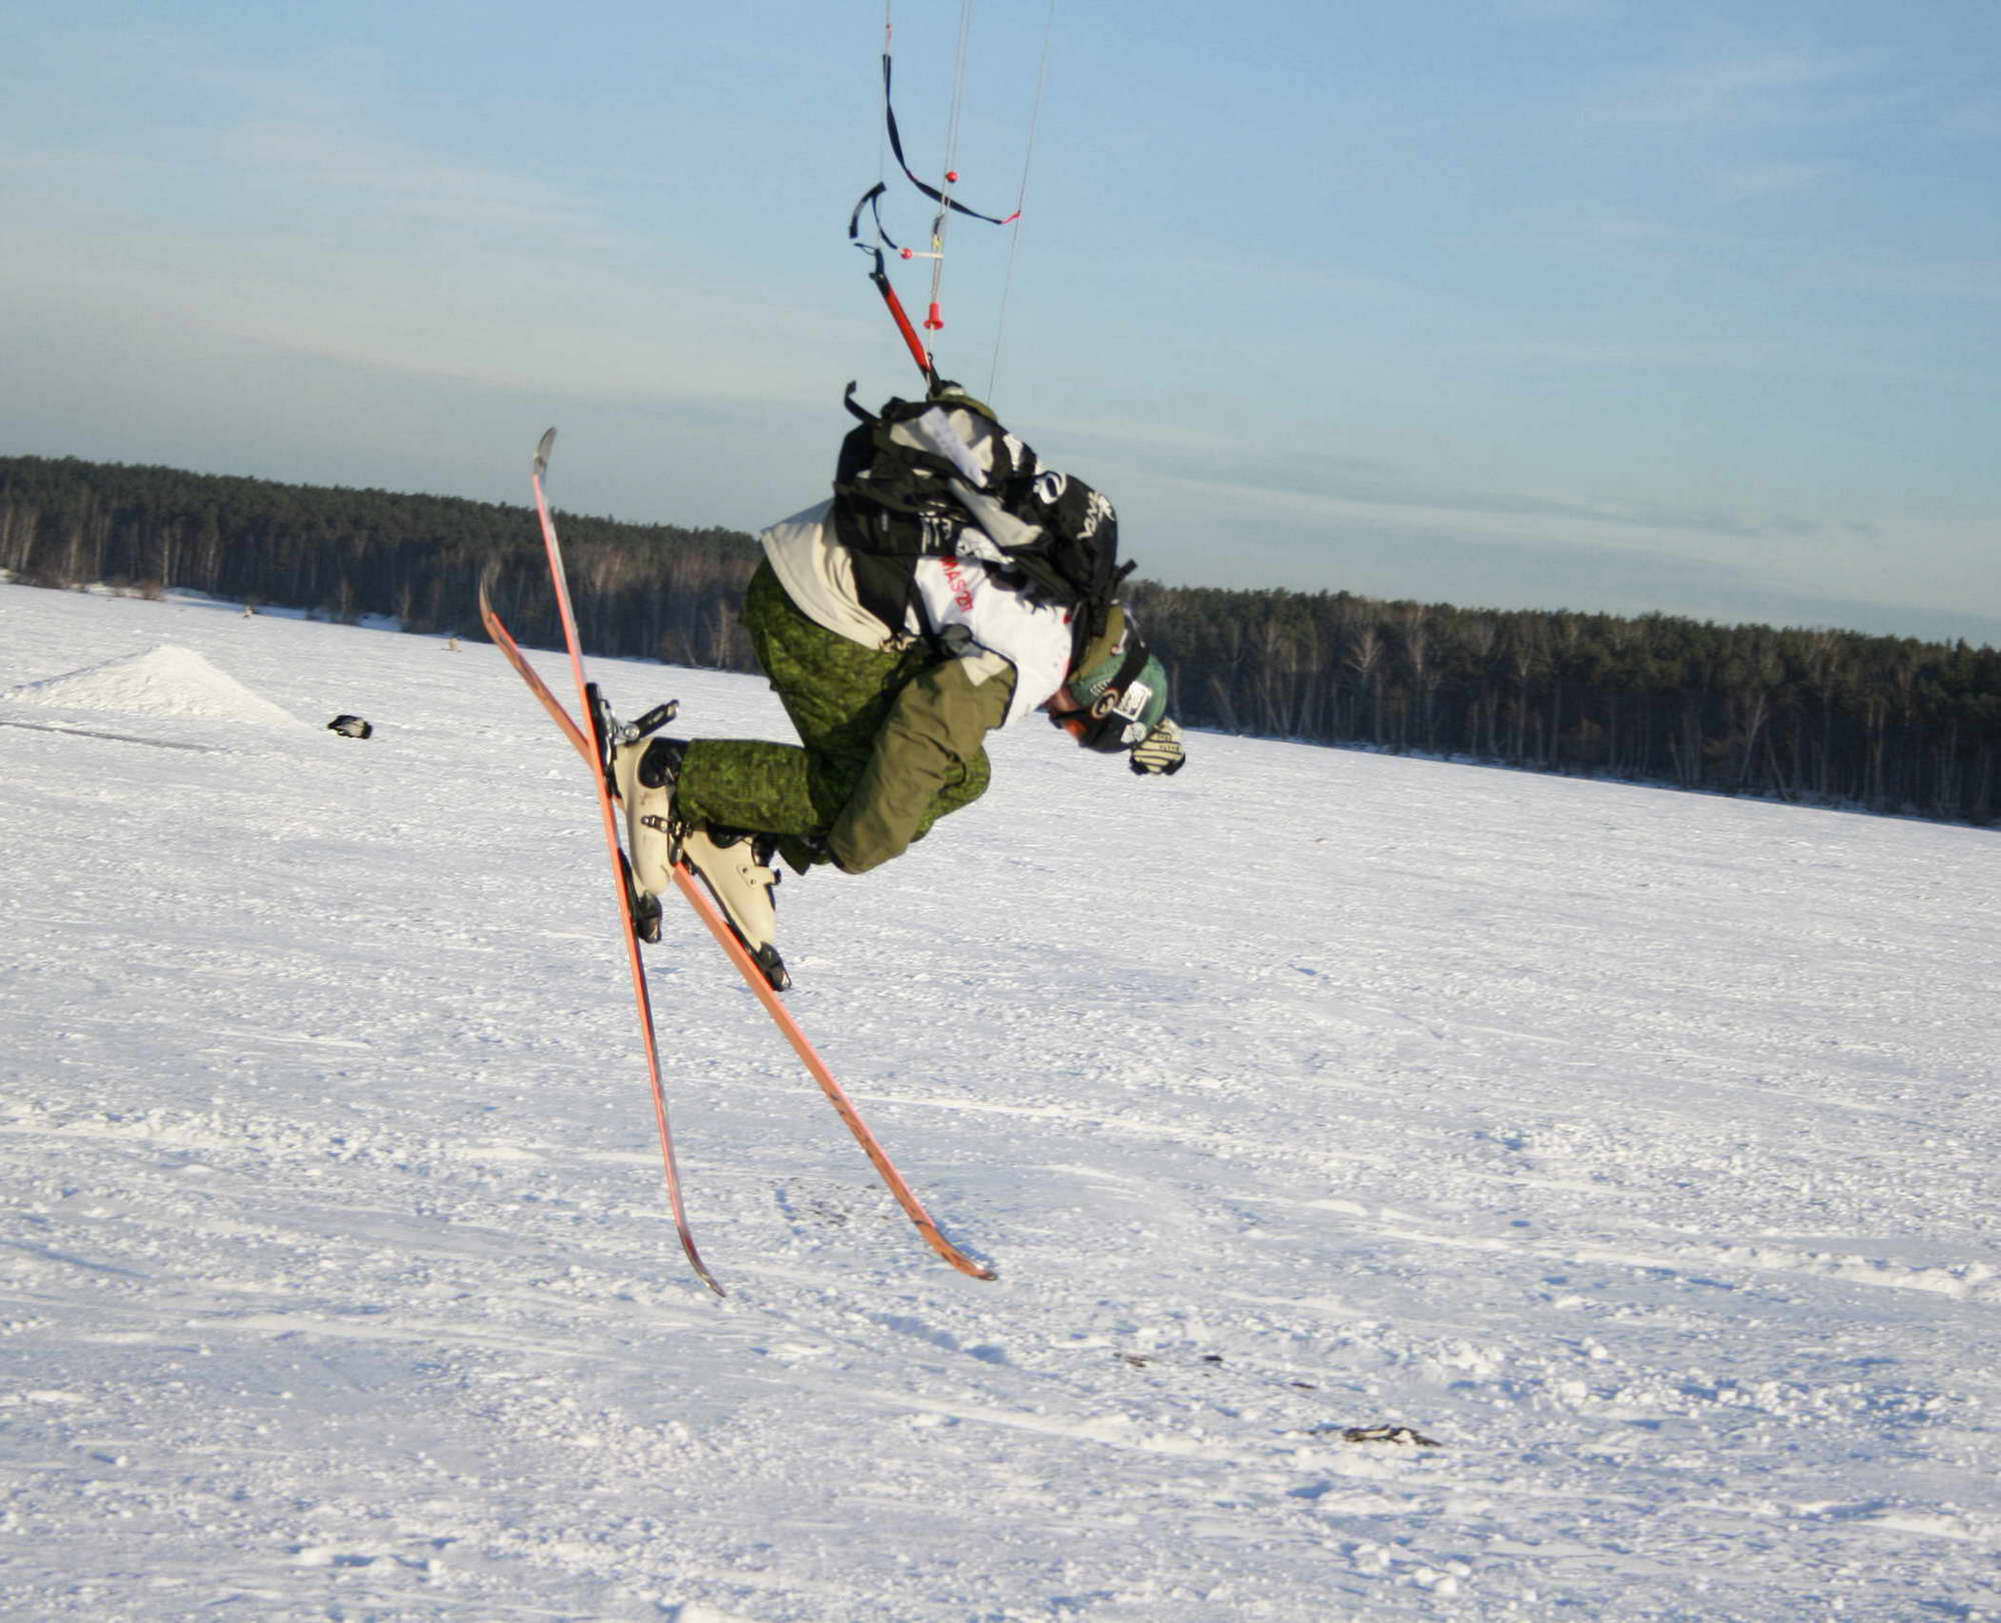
[479,430,993,1297]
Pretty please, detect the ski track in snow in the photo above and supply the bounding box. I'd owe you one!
[1,582,1997,1622]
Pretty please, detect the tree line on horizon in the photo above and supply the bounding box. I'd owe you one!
[4,451,1997,827]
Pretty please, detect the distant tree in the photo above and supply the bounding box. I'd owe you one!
[5,451,1997,827]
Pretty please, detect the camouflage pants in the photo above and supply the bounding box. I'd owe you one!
[672,562,991,868]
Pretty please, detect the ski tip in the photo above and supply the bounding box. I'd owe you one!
[533,427,557,478]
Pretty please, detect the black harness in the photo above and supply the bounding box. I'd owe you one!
[828,387,1132,666]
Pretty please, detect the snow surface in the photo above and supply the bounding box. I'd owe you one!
[1,581,1997,1622]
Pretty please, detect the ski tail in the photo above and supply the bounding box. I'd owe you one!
[666,861,996,1280]
[485,465,724,1297]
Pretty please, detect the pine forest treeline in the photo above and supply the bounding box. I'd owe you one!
[5,452,1998,827]
[1126,580,2001,826]
[0,453,763,673]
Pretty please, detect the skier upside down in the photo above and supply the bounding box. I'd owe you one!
[611,384,1186,990]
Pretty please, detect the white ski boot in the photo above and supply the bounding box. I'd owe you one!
[588,683,682,946]
[609,734,685,897]
[680,826,789,991]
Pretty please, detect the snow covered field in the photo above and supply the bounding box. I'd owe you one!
[2,579,1997,1623]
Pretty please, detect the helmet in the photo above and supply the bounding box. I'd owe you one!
[1051,607,1169,754]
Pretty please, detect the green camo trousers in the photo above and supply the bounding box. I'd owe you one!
[671,562,992,868]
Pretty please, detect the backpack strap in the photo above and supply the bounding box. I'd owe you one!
[841,380,879,427]
[850,550,919,639]
[831,397,994,552]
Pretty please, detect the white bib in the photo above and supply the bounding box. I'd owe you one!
[908,554,1075,727]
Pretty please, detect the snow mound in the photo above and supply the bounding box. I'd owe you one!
[0,644,299,725]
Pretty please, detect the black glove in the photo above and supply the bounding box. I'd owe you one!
[1129,719,1185,776]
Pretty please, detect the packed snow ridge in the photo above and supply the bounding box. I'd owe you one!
[0,643,299,725]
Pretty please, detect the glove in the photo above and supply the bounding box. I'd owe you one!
[1128,719,1186,776]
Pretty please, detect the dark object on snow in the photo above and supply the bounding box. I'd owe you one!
[326,714,373,739]
[1341,1425,1443,1448]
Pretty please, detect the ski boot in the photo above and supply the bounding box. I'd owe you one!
[680,826,789,991]
[589,686,790,989]
[588,684,683,943]
[618,851,664,945]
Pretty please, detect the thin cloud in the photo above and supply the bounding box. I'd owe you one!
[1718,160,1836,200]
[17,24,605,243]
[1600,49,1880,127]
[1806,252,2001,304]
[223,120,601,239]
[1030,405,1895,563]
[1115,465,2001,644]
[1944,99,2001,138]
[1505,0,1623,21]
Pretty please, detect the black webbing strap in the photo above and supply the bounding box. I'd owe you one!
[879,53,1019,228]
[841,381,879,427]
[848,183,909,258]
[849,549,919,639]
[1106,636,1152,700]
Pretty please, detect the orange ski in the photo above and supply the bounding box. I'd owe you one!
[479,433,993,1286]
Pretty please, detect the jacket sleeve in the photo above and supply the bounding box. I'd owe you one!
[827,653,1015,873]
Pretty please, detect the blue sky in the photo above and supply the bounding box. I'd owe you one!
[4,1,1999,644]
